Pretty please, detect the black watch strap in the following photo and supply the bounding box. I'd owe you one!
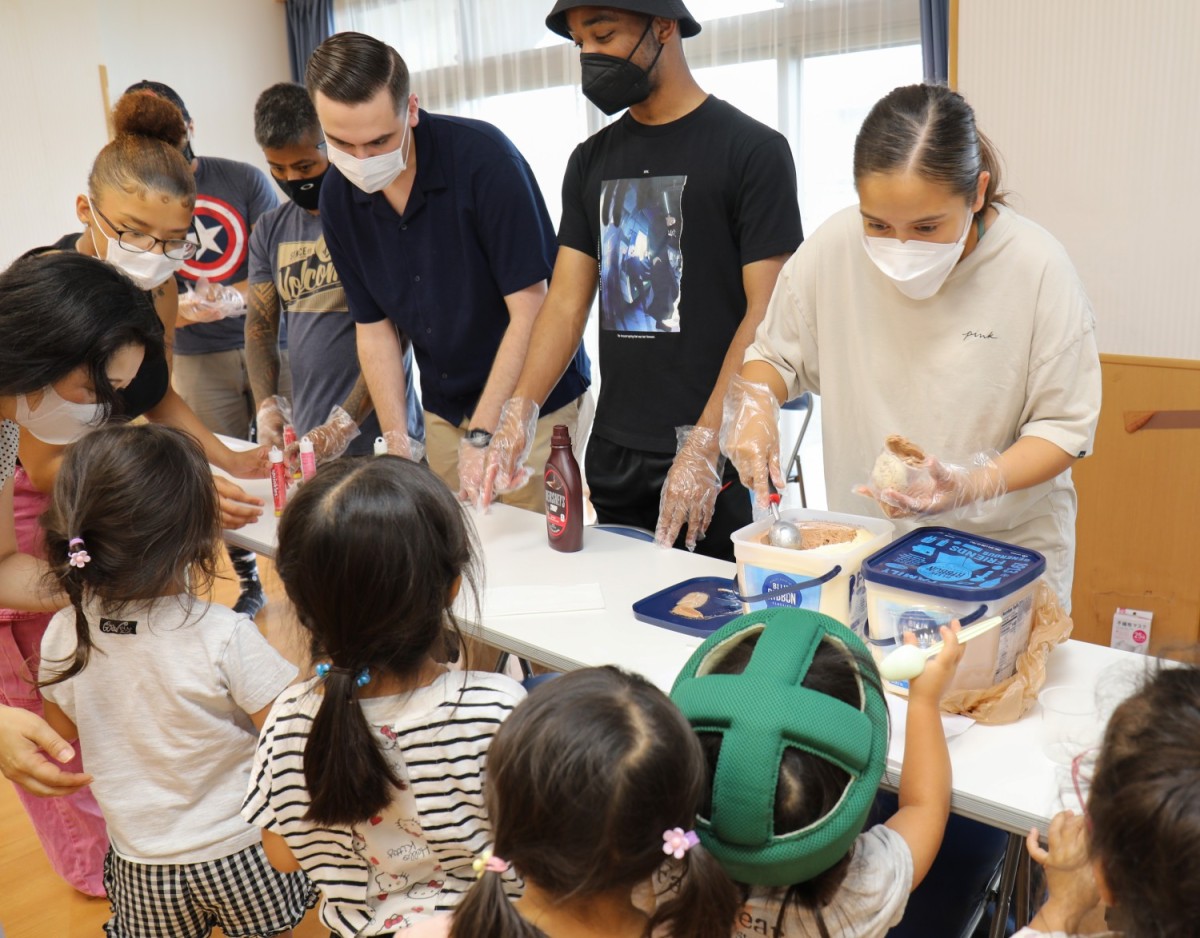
[465,428,493,448]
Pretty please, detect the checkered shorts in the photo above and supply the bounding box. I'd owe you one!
[102,841,316,938]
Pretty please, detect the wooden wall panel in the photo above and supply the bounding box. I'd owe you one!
[1072,355,1200,651]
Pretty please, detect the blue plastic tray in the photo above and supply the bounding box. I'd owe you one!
[632,576,744,638]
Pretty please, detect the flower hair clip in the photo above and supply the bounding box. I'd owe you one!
[67,537,91,569]
[472,849,509,879]
[314,663,371,687]
[662,828,700,859]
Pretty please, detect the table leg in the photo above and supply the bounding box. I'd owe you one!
[988,832,1024,938]
[1014,839,1033,930]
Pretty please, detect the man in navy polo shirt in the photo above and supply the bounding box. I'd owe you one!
[306,32,590,511]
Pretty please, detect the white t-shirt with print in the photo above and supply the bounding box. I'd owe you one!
[39,595,297,863]
[735,825,913,938]
[243,670,524,937]
[0,420,18,489]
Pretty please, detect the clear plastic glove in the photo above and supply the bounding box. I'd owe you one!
[718,374,782,510]
[179,276,246,323]
[457,438,488,509]
[654,426,723,551]
[480,398,540,508]
[381,429,427,463]
[1025,811,1100,934]
[285,406,360,466]
[255,395,293,451]
[856,442,1006,520]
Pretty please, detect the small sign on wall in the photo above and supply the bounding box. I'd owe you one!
[1111,607,1153,654]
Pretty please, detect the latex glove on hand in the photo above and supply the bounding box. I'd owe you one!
[856,446,1006,520]
[480,398,540,509]
[457,438,490,509]
[179,276,246,323]
[655,426,724,551]
[285,406,360,467]
[255,395,292,451]
[380,429,426,463]
[718,374,782,511]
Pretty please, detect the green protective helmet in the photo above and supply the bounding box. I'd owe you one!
[670,607,889,887]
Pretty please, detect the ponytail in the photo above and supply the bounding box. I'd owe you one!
[36,572,95,689]
[303,668,405,826]
[449,868,543,938]
[650,846,742,938]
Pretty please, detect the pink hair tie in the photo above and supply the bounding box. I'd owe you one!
[662,827,700,859]
[67,537,91,569]
[471,849,509,878]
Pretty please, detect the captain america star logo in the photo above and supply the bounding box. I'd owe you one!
[181,194,248,282]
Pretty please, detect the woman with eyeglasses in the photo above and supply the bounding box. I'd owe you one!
[0,91,268,897]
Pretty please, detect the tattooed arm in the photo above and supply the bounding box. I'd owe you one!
[245,279,283,410]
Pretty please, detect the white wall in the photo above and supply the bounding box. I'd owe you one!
[0,0,289,266]
[957,0,1200,359]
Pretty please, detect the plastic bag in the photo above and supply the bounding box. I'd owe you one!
[939,582,1073,724]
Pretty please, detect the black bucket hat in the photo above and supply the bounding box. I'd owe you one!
[546,0,702,40]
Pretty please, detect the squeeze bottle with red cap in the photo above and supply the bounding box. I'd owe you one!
[544,424,582,552]
[269,446,289,517]
[299,436,317,482]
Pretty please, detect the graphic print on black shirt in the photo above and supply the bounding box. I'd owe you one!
[182,192,249,284]
[599,175,685,334]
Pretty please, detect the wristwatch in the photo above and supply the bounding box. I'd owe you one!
[465,428,493,449]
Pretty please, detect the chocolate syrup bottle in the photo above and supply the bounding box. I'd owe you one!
[544,424,583,552]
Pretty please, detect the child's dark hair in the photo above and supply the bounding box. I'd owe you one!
[1088,662,1200,938]
[0,252,164,415]
[450,667,741,938]
[38,424,222,686]
[698,632,882,938]
[274,455,477,827]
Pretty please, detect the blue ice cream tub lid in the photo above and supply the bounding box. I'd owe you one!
[632,576,744,638]
[861,526,1045,602]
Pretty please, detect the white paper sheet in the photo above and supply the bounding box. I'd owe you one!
[885,693,977,755]
[483,583,606,618]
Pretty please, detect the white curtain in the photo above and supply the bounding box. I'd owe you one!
[332,0,922,231]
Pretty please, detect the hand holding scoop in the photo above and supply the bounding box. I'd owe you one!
[877,616,1004,682]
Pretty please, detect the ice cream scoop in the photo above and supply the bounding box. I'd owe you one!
[766,478,803,549]
[877,615,1004,682]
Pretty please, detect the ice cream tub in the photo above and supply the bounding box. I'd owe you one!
[862,526,1046,696]
[731,509,894,636]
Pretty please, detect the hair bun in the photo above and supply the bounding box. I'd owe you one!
[112,92,187,147]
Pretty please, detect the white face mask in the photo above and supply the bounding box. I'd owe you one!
[326,121,411,194]
[88,199,185,290]
[15,385,107,444]
[862,209,973,300]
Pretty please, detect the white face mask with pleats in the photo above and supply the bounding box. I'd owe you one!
[327,121,412,194]
[862,209,973,300]
[15,385,106,444]
[88,199,185,290]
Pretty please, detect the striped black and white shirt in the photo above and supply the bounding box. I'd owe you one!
[243,670,524,937]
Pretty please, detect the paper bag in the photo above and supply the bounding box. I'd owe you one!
[939,581,1072,724]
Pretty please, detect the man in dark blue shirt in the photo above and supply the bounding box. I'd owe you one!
[306,32,590,512]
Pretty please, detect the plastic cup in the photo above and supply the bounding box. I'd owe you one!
[1038,684,1098,766]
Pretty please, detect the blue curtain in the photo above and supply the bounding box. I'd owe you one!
[286,0,334,84]
[920,0,950,84]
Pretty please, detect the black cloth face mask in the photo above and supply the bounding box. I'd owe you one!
[273,166,329,212]
[580,17,664,116]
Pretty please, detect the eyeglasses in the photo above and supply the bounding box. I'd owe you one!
[1070,747,1098,830]
[91,204,197,260]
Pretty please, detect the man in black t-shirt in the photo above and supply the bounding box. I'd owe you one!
[482,0,802,562]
